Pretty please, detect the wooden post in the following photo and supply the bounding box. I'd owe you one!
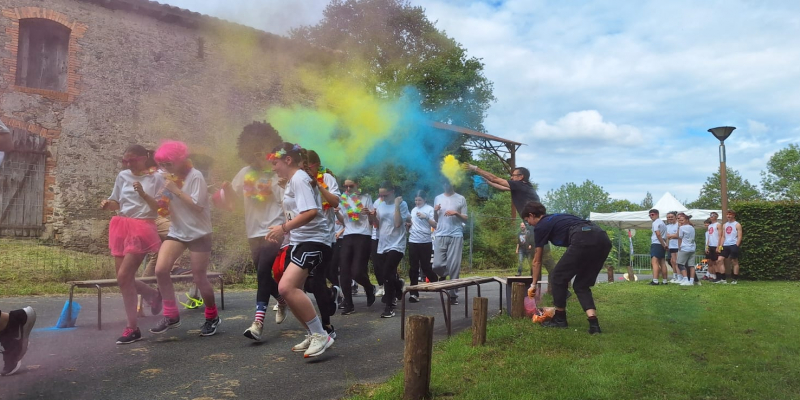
[510,282,526,319]
[404,315,434,400]
[472,297,488,346]
[607,265,614,283]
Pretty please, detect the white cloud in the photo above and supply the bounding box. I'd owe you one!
[528,110,644,147]
[747,120,769,135]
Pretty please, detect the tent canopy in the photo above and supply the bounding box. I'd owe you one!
[589,192,720,229]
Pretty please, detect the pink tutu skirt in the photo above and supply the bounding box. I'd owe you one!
[108,216,161,257]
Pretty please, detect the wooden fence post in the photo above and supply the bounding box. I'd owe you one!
[511,282,526,319]
[472,297,488,346]
[404,315,434,400]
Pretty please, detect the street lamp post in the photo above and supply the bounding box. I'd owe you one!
[708,126,736,215]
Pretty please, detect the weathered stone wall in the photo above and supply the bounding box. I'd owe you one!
[0,0,318,251]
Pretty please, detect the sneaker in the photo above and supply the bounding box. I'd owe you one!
[275,303,288,324]
[149,291,163,316]
[730,280,738,285]
[380,305,396,318]
[0,307,36,376]
[680,279,693,286]
[542,318,568,328]
[341,302,355,315]
[366,285,376,307]
[714,278,728,284]
[150,316,181,334]
[324,324,337,340]
[375,285,385,297]
[351,282,359,296]
[449,297,459,306]
[670,278,679,283]
[116,327,142,345]
[588,324,602,335]
[200,316,221,336]
[304,333,334,358]
[648,281,660,286]
[273,304,280,311]
[331,286,343,313]
[243,321,263,341]
[292,334,312,352]
[409,294,420,303]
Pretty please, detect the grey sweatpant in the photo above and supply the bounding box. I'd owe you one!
[432,236,464,298]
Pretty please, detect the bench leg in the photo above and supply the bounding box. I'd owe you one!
[68,284,76,325]
[96,284,102,331]
[401,289,407,340]
[219,276,225,310]
[497,281,503,313]
[441,290,452,336]
[464,286,469,318]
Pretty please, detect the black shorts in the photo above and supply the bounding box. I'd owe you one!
[285,242,330,274]
[721,245,740,259]
[669,248,678,254]
[165,234,212,252]
[706,246,719,261]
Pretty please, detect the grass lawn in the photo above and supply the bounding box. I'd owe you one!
[347,281,800,400]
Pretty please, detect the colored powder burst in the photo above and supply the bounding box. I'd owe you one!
[441,155,464,186]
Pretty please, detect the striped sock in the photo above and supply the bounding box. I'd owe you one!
[204,305,218,320]
[255,302,267,323]
[163,300,179,319]
[275,296,286,305]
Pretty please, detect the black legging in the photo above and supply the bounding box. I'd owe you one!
[249,238,281,304]
[408,242,438,293]
[339,234,374,305]
[376,250,404,305]
[550,227,612,311]
[327,239,342,288]
[370,238,384,286]
[303,245,335,327]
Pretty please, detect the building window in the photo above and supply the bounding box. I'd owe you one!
[15,19,70,92]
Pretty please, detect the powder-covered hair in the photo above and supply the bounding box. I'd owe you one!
[154,140,189,163]
[125,144,157,168]
[237,121,282,162]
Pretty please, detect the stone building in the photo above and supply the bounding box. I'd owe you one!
[0,0,329,250]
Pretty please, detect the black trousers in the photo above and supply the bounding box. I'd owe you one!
[328,239,342,287]
[376,250,404,304]
[550,226,612,311]
[408,242,438,292]
[339,234,374,305]
[370,238,385,285]
[249,238,281,305]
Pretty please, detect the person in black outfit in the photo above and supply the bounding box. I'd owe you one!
[521,201,611,334]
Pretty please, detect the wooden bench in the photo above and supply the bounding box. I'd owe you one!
[67,272,225,330]
[400,277,502,339]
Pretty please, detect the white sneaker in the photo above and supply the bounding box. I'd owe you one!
[275,303,288,324]
[375,286,385,297]
[730,280,738,285]
[273,304,280,311]
[292,334,312,352]
[669,278,678,283]
[304,333,334,358]
[680,279,693,286]
[243,320,263,341]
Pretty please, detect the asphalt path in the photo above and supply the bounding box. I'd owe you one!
[0,282,505,400]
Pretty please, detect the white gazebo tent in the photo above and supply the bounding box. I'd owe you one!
[589,192,720,229]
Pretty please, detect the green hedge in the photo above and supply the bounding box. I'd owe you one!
[732,201,800,280]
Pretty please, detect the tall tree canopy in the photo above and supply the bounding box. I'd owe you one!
[291,0,495,132]
[688,167,762,209]
[544,180,610,219]
[761,144,800,200]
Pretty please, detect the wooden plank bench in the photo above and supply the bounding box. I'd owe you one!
[67,272,225,330]
[400,276,502,339]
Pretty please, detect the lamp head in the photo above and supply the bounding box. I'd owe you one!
[708,126,736,142]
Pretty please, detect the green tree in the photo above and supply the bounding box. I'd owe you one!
[761,143,800,200]
[291,0,495,132]
[688,167,762,209]
[544,180,610,219]
[596,199,641,213]
[640,192,653,209]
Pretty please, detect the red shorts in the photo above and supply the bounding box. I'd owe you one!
[272,246,289,283]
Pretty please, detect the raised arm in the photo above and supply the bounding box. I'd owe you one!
[465,164,510,191]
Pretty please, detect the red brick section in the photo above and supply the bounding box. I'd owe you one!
[1,7,87,102]
[0,116,60,224]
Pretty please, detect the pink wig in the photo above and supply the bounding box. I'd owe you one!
[154,140,189,163]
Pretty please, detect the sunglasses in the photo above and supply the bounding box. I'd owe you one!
[158,162,174,168]
[121,156,145,165]
[511,173,523,177]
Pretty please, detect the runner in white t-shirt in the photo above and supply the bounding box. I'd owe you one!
[372,181,410,318]
[664,212,681,282]
[149,141,220,338]
[336,177,377,314]
[101,145,164,344]
[676,213,697,286]
[433,182,468,303]
[264,143,334,358]
[407,190,438,302]
[705,212,722,281]
[717,210,743,284]
[220,122,289,342]
[648,209,669,285]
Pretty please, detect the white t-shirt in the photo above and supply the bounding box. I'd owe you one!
[0,151,4,165]
[707,222,720,247]
[166,168,212,241]
[340,193,374,237]
[283,169,329,245]
[376,200,410,254]
[231,167,285,239]
[666,223,679,249]
[108,170,164,219]
[678,225,696,252]
[409,204,435,244]
[723,221,739,246]
[320,173,340,244]
[651,219,667,245]
[433,192,467,238]
[371,198,382,240]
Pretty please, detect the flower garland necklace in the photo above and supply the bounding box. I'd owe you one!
[156,160,192,217]
[243,168,271,202]
[316,166,332,211]
[340,190,363,221]
[133,166,158,177]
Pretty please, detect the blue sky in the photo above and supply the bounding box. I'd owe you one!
[160,0,800,204]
